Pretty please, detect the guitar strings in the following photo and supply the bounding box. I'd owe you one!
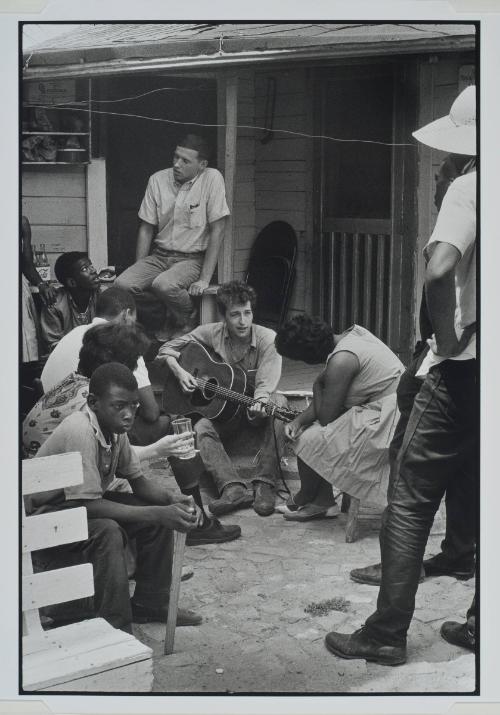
[193,376,299,417]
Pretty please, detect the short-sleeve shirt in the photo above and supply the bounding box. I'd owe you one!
[40,317,151,392]
[40,287,99,352]
[27,408,142,515]
[158,322,282,402]
[328,325,404,409]
[138,167,230,253]
[417,171,476,376]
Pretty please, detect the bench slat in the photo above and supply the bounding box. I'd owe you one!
[22,452,83,495]
[23,564,94,611]
[23,618,152,691]
[22,507,88,553]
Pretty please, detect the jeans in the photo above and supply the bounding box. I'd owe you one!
[193,392,288,494]
[388,350,476,567]
[364,360,477,646]
[116,250,204,327]
[34,493,173,631]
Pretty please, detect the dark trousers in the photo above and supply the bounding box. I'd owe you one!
[364,360,477,646]
[35,493,173,631]
[389,350,476,567]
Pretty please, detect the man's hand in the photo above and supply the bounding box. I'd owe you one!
[154,431,196,458]
[151,503,198,532]
[284,416,305,442]
[176,367,198,393]
[189,279,209,296]
[247,397,269,420]
[38,282,57,306]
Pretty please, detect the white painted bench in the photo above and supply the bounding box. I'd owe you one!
[22,452,153,692]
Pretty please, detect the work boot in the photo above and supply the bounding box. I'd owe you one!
[253,481,276,517]
[208,483,253,517]
[423,553,475,580]
[324,628,407,666]
[440,620,476,651]
[131,601,202,626]
[186,517,241,546]
[350,562,425,586]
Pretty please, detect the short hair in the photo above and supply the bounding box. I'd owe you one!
[77,323,149,378]
[216,281,257,316]
[96,287,136,318]
[54,251,88,286]
[275,314,334,365]
[177,134,210,161]
[89,362,138,398]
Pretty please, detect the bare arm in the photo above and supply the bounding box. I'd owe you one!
[188,217,227,295]
[136,220,156,261]
[314,352,359,426]
[425,242,468,358]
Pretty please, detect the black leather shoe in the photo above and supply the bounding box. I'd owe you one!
[208,484,253,516]
[440,620,475,651]
[131,601,202,626]
[423,554,475,580]
[350,562,425,586]
[325,628,407,666]
[186,517,241,545]
[253,482,276,517]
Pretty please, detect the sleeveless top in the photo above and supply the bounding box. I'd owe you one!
[327,325,404,410]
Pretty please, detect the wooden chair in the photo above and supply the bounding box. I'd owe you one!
[22,452,153,692]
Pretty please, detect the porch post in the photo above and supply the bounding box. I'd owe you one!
[217,72,238,283]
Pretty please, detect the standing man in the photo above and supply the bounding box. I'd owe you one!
[324,85,477,665]
[116,134,229,337]
[157,281,289,517]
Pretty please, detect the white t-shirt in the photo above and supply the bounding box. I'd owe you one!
[41,317,151,392]
[417,171,476,378]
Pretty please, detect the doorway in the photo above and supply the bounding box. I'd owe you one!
[313,61,418,362]
[95,74,218,273]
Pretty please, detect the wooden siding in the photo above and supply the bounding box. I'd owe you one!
[414,53,475,340]
[22,166,88,274]
[253,68,314,316]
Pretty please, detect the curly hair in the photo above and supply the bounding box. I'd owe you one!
[89,362,138,398]
[216,280,257,316]
[54,251,88,285]
[275,314,334,365]
[77,323,150,378]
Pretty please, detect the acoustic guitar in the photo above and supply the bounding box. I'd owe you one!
[162,341,300,424]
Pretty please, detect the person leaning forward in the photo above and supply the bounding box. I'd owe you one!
[116,134,230,338]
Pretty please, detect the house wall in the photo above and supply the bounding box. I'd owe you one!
[250,67,314,316]
[414,52,475,338]
[22,166,88,276]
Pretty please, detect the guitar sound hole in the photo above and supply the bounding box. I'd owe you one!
[202,378,218,400]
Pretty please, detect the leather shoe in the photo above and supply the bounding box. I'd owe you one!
[131,601,202,626]
[186,517,241,545]
[440,620,475,651]
[423,554,475,581]
[325,628,406,666]
[253,482,276,517]
[208,484,253,516]
[350,562,425,586]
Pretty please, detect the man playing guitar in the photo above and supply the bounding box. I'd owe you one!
[156,281,289,517]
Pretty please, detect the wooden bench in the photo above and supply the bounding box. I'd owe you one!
[22,452,153,692]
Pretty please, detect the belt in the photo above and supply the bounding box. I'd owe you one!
[154,249,205,258]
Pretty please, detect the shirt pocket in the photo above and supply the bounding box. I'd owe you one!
[188,203,205,229]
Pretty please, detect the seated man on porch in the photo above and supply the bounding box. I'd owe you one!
[156,281,289,518]
[116,134,229,339]
[40,251,100,352]
[28,362,202,634]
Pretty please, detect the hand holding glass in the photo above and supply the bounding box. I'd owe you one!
[171,417,198,460]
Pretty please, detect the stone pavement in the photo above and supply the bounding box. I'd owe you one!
[132,463,476,695]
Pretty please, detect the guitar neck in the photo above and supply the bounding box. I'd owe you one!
[194,377,298,422]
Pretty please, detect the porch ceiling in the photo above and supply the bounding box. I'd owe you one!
[23,22,476,80]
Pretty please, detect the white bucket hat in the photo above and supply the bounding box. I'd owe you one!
[412,85,476,156]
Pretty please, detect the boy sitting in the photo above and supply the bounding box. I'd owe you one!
[40,251,101,352]
[29,362,202,633]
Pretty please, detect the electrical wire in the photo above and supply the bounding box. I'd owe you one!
[24,102,415,148]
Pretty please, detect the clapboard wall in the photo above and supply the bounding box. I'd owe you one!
[414,52,475,338]
[21,166,88,275]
